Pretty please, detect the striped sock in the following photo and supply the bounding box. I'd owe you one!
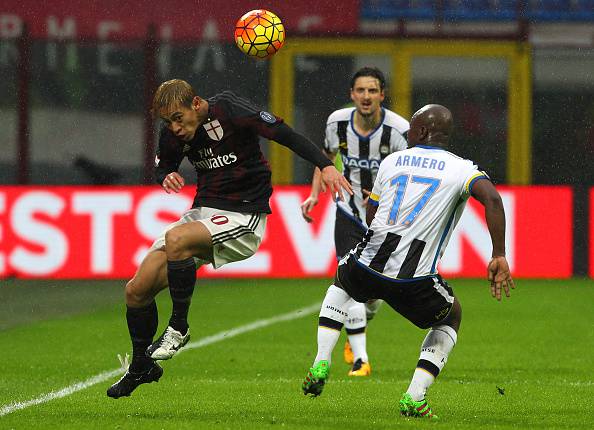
[407,325,457,401]
[314,284,352,365]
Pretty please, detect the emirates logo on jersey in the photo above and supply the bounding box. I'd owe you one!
[191,146,238,171]
[203,120,224,141]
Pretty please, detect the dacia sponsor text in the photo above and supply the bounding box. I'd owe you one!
[341,155,381,170]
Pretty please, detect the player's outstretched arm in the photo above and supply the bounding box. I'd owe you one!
[272,123,353,201]
[320,165,353,202]
[471,179,515,300]
[162,171,185,194]
[301,167,322,223]
[301,151,338,223]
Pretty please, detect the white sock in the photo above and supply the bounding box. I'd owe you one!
[348,333,368,363]
[314,284,353,366]
[364,299,383,321]
[314,328,341,366]
[345,302,368,363]
[407,325,457,401]
[407,368,435,401]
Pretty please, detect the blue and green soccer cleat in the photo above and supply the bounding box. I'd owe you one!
[302,360,330,397]
[399,393,438,419]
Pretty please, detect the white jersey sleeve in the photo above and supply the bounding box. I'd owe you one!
[324,121,339,154]
[324,108,352,154]
[390,132,408,153]
[384,110,409,153]
[462,168,491,199]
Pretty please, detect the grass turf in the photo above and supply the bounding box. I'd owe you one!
[0,278,593,429]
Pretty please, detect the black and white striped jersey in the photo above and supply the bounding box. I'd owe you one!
[324,107,409,228]
[355,145,490,280]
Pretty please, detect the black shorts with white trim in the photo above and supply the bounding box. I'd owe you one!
[334,208,366,260]
[335,254,455,329]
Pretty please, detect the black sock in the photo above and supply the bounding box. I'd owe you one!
[167,257,196,334]
[126,301,158,372]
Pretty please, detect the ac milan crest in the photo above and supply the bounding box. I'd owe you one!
[203,120,224,141]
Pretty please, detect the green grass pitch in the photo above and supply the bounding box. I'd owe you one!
[0,277,593,429]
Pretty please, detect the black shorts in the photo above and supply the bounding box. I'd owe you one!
[335,208,366,260]
[335,255,455,329]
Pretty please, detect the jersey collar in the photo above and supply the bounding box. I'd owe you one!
[350,107,385,140]
[415,145,446,150]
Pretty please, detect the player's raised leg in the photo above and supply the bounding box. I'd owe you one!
[107,250,169,398]
[345,302,371,376]
[303,284,354,396]
[400,299,461,419]
[147,221,212,360]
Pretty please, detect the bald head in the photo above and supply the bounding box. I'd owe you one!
[407,104,453,148]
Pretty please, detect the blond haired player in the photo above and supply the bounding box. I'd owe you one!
[107,79,352,398]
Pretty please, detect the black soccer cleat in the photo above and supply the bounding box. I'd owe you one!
[106,362,163,399]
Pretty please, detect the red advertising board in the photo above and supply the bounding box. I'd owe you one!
[442,186,573,278]
[0,185,573,279]
[1,0,360,40]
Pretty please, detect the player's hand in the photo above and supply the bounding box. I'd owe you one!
[487,256,515,301]
[320,166,353,202]
[301,196,318,223]
[162,172,185,193]
[362,189,371,207]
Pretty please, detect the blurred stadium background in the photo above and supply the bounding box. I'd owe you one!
[1,1,594,427]
[1,0,593,279]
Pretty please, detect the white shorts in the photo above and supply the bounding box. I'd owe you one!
[150,207,267,269]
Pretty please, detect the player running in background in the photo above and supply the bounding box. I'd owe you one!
[107,79,352,399]
[300,67,409,376]
[301,104,514,419]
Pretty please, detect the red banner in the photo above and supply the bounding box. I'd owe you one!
[1,0,360,40]
[0,185,573,279]
[441,186,573,278]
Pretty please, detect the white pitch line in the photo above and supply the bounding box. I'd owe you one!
[0,302,320,417]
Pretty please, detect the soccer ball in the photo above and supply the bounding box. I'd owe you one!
[234,10,285,59]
